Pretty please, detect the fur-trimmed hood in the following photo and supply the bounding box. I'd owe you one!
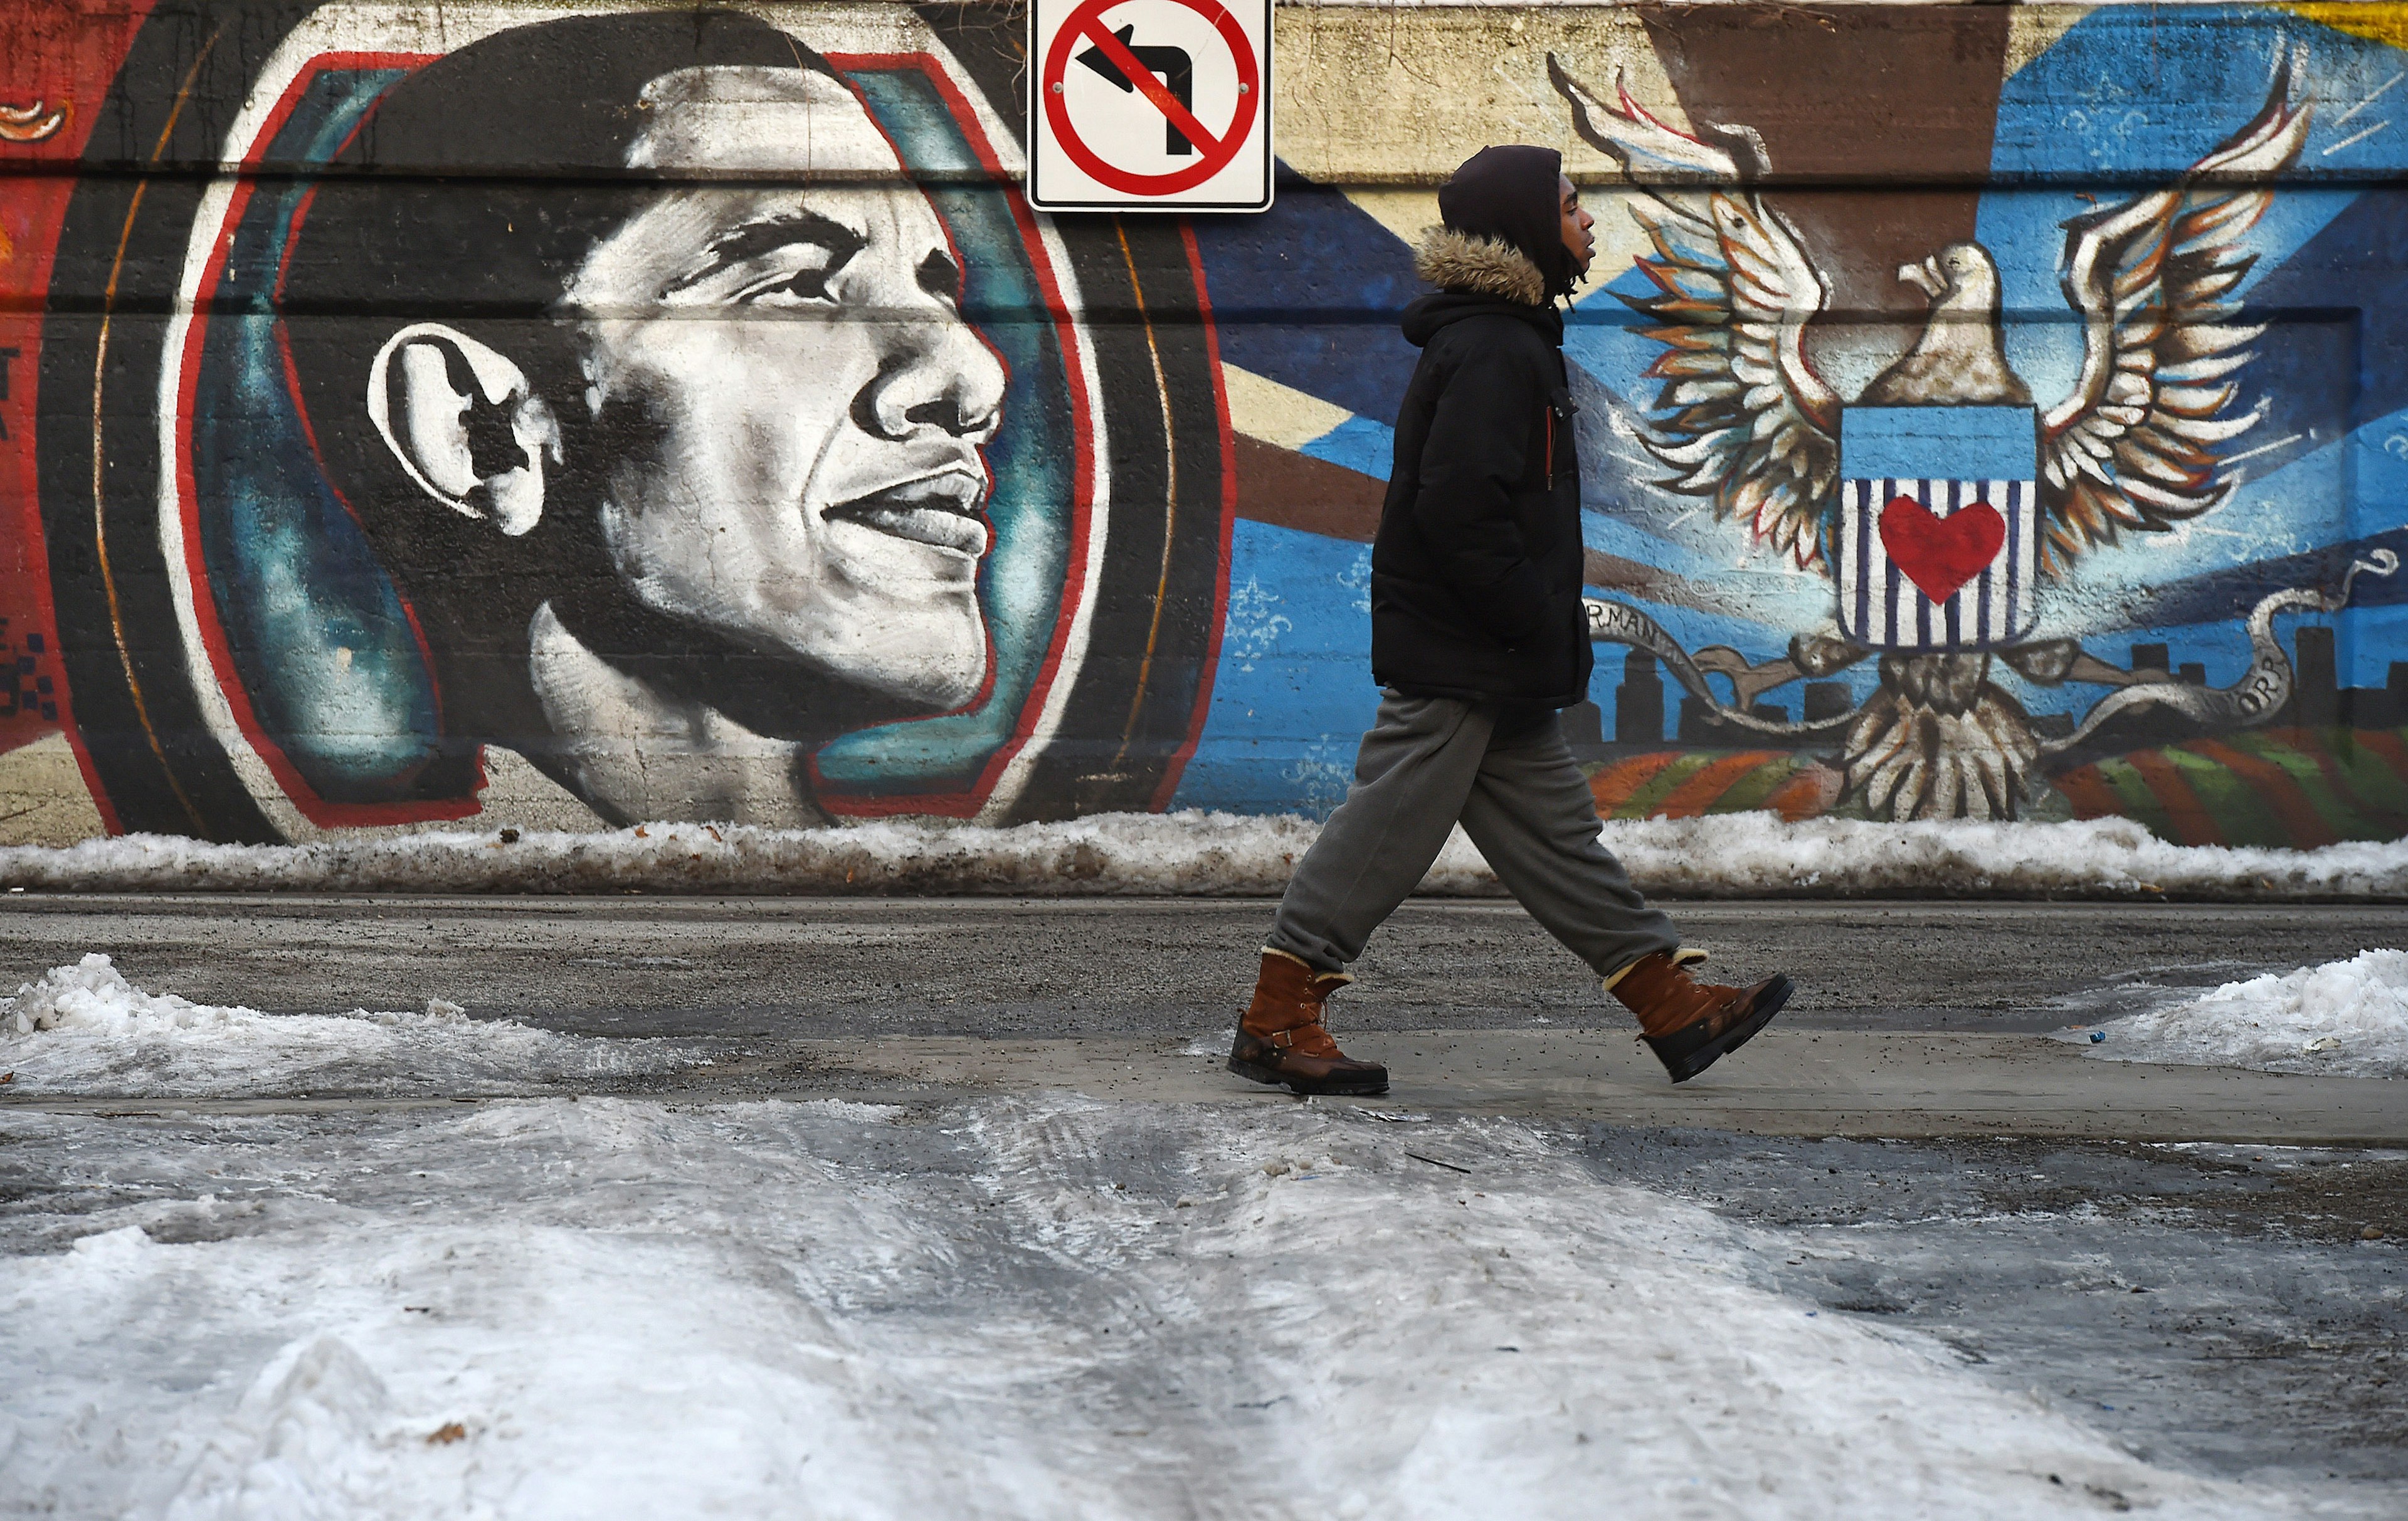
[1412,226,1550,307]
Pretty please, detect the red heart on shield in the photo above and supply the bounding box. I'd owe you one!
[1879,495,2005,604]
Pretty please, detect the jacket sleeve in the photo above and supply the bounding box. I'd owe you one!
[1408,335,1551,645]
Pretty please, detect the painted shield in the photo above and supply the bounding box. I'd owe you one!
[1834,406,2040,652]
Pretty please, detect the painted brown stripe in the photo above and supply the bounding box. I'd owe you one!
[2125,750,2226,847]
[1232,433,1386,540]
[1638,2,2012,345]
[2246,729,2394,838]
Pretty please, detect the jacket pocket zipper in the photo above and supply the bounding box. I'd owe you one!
[1543,386,1576,490]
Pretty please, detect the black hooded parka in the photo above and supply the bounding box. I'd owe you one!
[1370,145,1592,710]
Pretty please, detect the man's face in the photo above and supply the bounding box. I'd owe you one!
[1559,174,1595,278]
[567,66,1006,712]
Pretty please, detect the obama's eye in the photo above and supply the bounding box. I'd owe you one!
[919,249,963,306]
[662,210,867,305]
[732,244,852,305]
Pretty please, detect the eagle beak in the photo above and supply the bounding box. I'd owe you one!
[1898,256,1945,300]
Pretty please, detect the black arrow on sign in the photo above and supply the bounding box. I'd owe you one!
[1075,24,1197,157]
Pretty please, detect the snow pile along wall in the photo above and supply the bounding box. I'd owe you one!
[2,813,2406,899]
[2083,949,2408,1078]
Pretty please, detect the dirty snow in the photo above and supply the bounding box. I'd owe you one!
[2,812,2404,898]
[0,955,694,1098]
[0,1097,2357,1520]
[2078,950,2408,1078]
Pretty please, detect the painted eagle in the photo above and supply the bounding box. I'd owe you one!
[1550,52,2313,820]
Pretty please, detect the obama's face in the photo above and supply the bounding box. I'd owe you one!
[566,66,1006,712]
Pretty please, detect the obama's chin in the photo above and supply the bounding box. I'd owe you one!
[805,603,988,715]
[864,661,985,715]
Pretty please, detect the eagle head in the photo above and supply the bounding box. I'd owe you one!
[1864,241,2029,408]
[1898,243,2002,315]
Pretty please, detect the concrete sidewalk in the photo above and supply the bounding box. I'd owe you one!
[14,1029,2403,1145]
[745,1028,2408,1144]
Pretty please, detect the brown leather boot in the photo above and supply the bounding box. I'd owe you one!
[1228,950,1390,1096]
[1610,950,1793,1084]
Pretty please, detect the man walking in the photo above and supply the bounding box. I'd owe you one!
[1227,145,1793,1097]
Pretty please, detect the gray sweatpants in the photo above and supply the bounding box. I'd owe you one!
[1265,690,1680,979]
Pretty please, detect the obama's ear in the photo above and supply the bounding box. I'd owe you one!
[366,323,562,537]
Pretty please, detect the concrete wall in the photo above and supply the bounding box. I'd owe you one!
[1,1,2402,847]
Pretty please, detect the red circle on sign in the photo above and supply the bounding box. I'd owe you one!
[1042,0,1259,196]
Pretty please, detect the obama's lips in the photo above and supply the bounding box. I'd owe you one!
[820,467,991,560]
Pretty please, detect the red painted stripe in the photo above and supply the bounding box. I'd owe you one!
[2124,750,2225,846]
[2254,727,2396,834]
[0,0,165,832]
[2051,764,2125,823]
[1654,751,1781,818]
[1587,752,1681,812]
[2353,729,2408,779]
[2188,738,2340,849]
[1762,763,1839,821]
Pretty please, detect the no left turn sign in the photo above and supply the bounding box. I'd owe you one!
[1028,0,1273,212]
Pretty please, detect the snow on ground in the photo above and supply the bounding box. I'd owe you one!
[2076,950,2408,1079]
[0,955,696,1098]
[0,1096,2353,1521]
[3,811,2405,898]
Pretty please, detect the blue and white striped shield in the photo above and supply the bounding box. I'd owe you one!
[1834,406,2040,651]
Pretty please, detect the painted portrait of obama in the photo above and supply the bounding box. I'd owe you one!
[280,11,1008,826]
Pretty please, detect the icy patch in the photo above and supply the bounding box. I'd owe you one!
[1182,1028,1234,1059]
[0,1098,2330,1519]
[2,811,2405,898]
[0,954,694,1097]
[2078,950,2408,1078]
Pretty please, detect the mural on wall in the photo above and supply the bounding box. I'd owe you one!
[1175,0,2408,849]
[4,1,1232,841]
[1550,47,2397,823]
[0,2,2403,849]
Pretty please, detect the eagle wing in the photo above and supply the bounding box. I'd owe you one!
[1551,56,1840,571]
[2040,52,2311,572]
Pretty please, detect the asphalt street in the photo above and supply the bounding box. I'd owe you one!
[7,895,2408,1141]
[4,894,2403,1038]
